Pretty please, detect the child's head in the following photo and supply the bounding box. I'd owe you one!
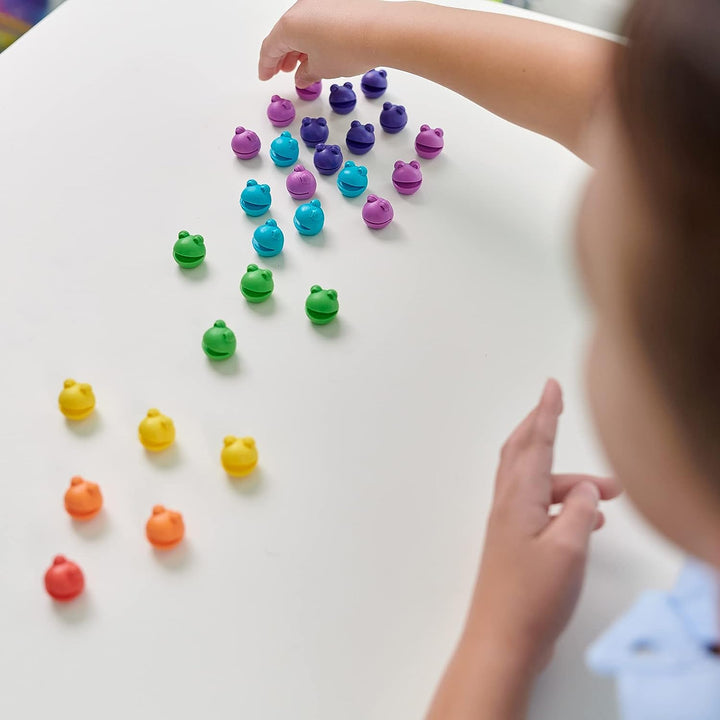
[576,0,720,565]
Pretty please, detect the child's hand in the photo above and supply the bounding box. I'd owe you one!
[428,380,621,719]
[258,0,382,87]
[465,379,620,670]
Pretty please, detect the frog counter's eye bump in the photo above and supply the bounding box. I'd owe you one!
[383,102,392,111]
[310,199,321,208]
[235,126,245,134]
[247,179,258,187]
[379,70,387,78]
[436,128,444,137]
[397,106,405,113]
[266,219,277,227]
[331,84,339,91]
[224,436,236,447]
[365,123,374,132]
[302,117,311,126]
[316,143,326,152]
[367,194,378,203]
[394,160,405,170]
[311,285,322,294]
[357,166,367,176]
[261,270,272,281]
[351,120,361,128]
[247,263,258,272]
[271,94,281,102]
[178,230,189,239]
[318,118,327,127]
[260,184,270,193]
[343,82,352,89]
[327,290,337,301]
[410,161,420,169]
[420,124,431,131]
[242,437,256,449]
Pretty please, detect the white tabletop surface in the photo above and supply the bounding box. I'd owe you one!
[0,1,682,718]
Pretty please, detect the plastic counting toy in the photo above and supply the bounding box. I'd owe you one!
[362,194,394,229]
[240,179,272,216]
[202,320,237,361]
[329,82,357,114]
[64,476,103,520]
[221,436,258,477]
[337,161,369,198]
[296,80,322,100]
[241,264,274,303]
[231,127,261,159]
[415,125,444,158]
[300,116,329,148]
[345,121,375,155]
[305,285,339,325]
[173,230,206,268]
[294,199,325,236]
[146,505,185,549]
[392,160,423,195]
[266,94,295,127]
[361,68,388,98]
[44,556,84,601]
[313,143,343,176]
[270,131,299,167]
[286,165,317,200]
[252,218,285,257]
[58,379,95,420]
[138,408,176,451]
[379,102,408,134]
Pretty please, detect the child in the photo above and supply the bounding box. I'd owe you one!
[258,1,720,717]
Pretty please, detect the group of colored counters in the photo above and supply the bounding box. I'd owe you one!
[173,233,339,329]
[230,68,444,240]
[46,380,261,601]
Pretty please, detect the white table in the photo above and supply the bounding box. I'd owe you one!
[0,2,681,718]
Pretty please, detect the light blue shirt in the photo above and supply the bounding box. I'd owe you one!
[587,560,720,720]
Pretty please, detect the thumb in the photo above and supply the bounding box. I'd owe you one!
[295,56,321,88]
[545,481,600,552]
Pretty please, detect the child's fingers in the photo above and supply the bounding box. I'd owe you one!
[295,56,321,88]
[280,51,302,73]
[551,473,622,503]
[258,28,293,80]
[545,481,600,551]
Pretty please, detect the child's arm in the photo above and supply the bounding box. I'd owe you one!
[426,380,621,719]
[258,1,618,160]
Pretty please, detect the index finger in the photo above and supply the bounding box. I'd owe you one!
[258,25,293,81]
[496,379,563,505]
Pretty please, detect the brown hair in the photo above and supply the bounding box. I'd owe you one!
[615,0,720,475]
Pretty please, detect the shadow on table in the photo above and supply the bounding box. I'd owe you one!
[65,412,102,438]
[226,467,265,497]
